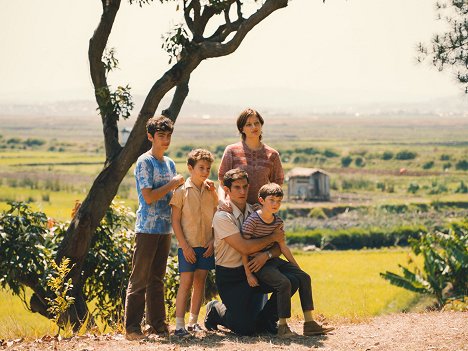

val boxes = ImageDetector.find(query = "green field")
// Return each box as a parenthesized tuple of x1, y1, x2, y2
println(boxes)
(0, 249, 418, 339)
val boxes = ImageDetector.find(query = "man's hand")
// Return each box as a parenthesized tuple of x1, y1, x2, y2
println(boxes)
(182, 245, 196, 264)
(271, 225, 285, 243)
(203, 240, 214, 258)
(218, 199, 233, 213)
(246, 273, 259, 287)
(247, 251, 269, 273)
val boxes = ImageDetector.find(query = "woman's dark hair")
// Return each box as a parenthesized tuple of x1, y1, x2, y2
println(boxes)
(236, 108, 264, 141)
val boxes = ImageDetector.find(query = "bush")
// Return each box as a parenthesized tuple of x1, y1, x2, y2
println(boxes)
(440, 154, 450, 161)
(455, 181, 468, 194)
(381, 221, 468, 307)
(407, 182, 420, 194)
(422, 161, 434, 169)
(395, 150, 417, 160)
(381, 151, 394, 160)
(354, 157, 365, 167)
(455, 160, 468, 171)
(323, 149, 339, 158)
(341, 156, 352, 167)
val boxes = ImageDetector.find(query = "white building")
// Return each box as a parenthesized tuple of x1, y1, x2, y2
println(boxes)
(286, 167, 330, 201)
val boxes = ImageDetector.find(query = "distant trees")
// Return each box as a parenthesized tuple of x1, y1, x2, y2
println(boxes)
(417, 1, 468, 93)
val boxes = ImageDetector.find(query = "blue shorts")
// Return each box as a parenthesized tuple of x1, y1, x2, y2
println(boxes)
(178, 247, 215, 273)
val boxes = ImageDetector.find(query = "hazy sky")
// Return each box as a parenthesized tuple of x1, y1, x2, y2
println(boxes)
(0, 0, 464, 110)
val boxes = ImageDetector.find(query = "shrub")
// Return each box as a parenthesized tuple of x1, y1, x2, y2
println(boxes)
(455, 181, 468, 194)
(341, 156, 352, 167)
(442, 162, 452, 170)
(376, 182, 386, 191)
(455, 160, 468, 171)
(407, 182, 420, 194)
(381, 151, 394, 160)
(323, 149, 339, 158)
(422, 161, 434, 169)
(354, 157, 365, 167)
(440, 154, 450, 161)
(395, 150, 417, 160)
(381, 221, 468, 307)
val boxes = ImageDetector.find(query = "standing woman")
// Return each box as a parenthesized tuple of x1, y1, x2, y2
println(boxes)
(218, 108, 284, 205)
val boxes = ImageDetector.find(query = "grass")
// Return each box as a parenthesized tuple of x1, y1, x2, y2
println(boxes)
(0, 249, 419, 339)
(290, 249, 418, 319)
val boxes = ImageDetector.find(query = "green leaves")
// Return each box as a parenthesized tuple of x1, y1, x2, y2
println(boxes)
(162, 24, 191, 64)
(381, 220, 468, 307)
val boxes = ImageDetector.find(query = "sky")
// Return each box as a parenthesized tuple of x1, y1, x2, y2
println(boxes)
(0, 0, 465, 111)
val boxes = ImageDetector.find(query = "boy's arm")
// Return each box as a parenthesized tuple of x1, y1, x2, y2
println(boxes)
(242, 254, 259, 287)
(171, 205, 196, 264)
(279, 241, 299, 267)
(141, 174, 184, 205)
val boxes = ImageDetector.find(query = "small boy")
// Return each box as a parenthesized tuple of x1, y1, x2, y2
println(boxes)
(170, 149, 218, 338)
(241, 183, 334, 338)
(124, 116, 185, 341)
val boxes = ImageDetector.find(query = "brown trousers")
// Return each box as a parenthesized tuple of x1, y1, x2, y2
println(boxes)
(124, 233, 171, 333)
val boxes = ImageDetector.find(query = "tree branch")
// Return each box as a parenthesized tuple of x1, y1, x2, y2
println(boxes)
(89, 0, 122, 163)
(203, 0, 288, 54)
(162, 77, 191, 122)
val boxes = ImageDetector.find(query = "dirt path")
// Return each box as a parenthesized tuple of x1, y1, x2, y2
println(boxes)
(2, 312, 467, 351)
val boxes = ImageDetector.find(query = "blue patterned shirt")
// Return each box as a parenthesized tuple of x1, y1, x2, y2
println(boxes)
(134, 152, 177, 234)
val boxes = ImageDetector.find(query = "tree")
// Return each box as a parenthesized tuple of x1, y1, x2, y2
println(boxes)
(23, 0, 293, 327)
(417, 1, 468, 93)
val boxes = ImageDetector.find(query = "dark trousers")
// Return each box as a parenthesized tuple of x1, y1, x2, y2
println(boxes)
(124, 233, 171, 333)
(213, 264, 299, 336)
(255, 258, 314, 318)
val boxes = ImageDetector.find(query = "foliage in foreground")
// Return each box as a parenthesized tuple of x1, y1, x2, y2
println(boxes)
(0, 201, 217, 330)
(381, 221, 468, 307)
(0, 201, 134, 328)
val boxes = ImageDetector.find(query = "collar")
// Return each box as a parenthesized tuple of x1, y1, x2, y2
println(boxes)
(185, 177, 204, 192)
(231, 201, 253, 220)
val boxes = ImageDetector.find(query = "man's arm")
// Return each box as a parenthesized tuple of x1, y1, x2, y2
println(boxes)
(141, 174, 184, 205)
(247, 243, 281, 273)
(223, 226, 284, 255)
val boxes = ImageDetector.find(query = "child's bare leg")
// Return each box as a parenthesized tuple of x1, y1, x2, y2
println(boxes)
(175, 272, 194, 329)
(189, 269, 209, 326)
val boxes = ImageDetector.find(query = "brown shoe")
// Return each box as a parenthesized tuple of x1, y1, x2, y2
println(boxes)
(144, 324, 169, 337)
(303, 321, 335, 336)
(125, 331, 147, 341)
(277, 324, 298, 338)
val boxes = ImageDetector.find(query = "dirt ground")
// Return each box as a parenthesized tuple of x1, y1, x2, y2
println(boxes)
(2, 311, 467, 351)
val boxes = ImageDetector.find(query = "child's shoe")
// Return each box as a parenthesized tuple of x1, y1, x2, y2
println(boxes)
(187, 323, 203, 332)
(277, 324, 298, 338)
(303, 320, 335, 336)
(174, 327, 192, 339)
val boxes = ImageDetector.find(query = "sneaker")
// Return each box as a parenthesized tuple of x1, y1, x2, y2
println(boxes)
(277, 324, 298, 338)
(174, 328, 192, 339)
(125, 331, 147, 341)
(187, 323, 203, 332)
(204, 300, 220, 331)
(303, 320, 335, 336)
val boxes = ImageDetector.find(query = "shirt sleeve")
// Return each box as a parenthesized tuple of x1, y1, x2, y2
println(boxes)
(169, 187, 184, 209)
(270, 151, 284, 185)
(218, 146, 233, 183)
(135, 158, 153, 190)
(241, 215, 256, 239)
(213, 211, 241, 240)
